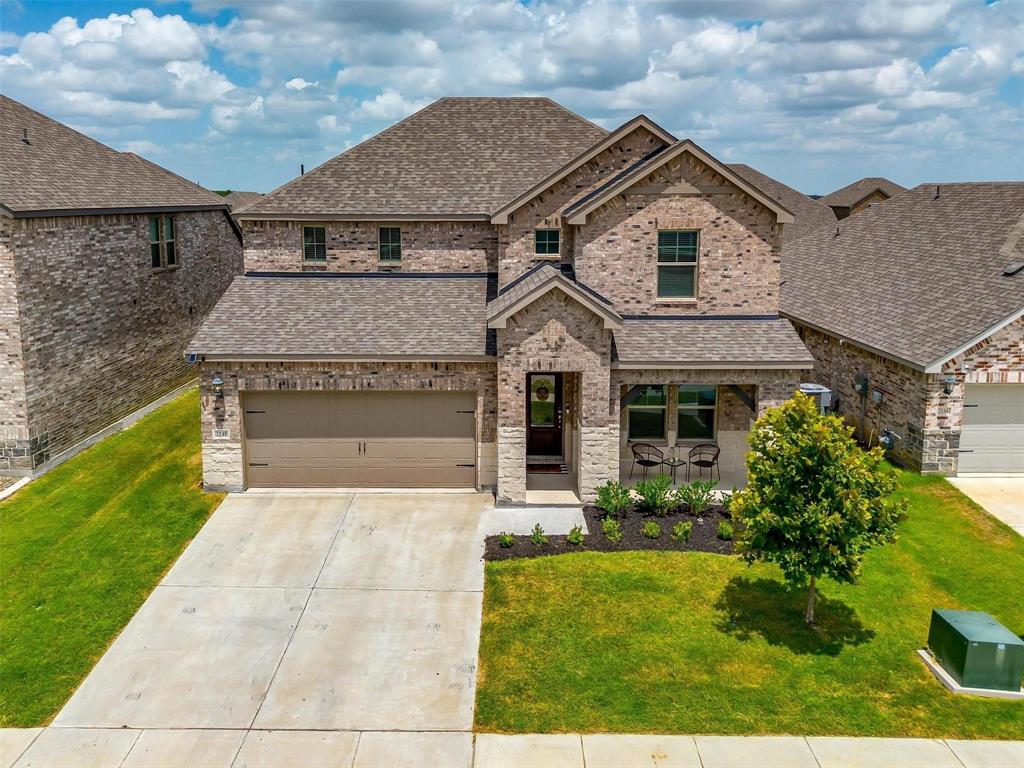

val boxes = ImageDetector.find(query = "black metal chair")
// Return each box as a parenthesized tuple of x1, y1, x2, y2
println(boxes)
(686, 443, 721, 482)
(630, 443, 665, 480)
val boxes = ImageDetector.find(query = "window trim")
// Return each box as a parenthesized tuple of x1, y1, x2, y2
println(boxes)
(149, 215, 178, 270)
(378, 226, 402, 263)
(676, 384, 718, 441)
(656, 229, 699, 300)
(302, 225, 327, 263)
(534, 228, 560, 259)
(627, 385, 667, 442)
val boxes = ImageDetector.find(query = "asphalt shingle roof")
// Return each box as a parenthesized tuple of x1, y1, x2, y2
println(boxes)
(820, 177, 906, 208)
(728, 163, 836, 242)
(188, 273, 493, 358)
(222, 191, 263, 212)
(782, 182, 1024, 369)
(613, 317, 814, 366)
(487, 262, 619, 324)
(240, 98, 607, 218)
(0, 94, 227, 215)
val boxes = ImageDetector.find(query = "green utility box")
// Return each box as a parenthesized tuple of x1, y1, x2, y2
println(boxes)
(928, 609, 1024, 691)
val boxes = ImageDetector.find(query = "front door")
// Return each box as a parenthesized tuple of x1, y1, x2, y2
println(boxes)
(526, 373, 563, 457)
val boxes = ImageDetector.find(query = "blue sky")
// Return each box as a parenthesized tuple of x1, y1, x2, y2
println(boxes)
(2, 0, 1022, 196)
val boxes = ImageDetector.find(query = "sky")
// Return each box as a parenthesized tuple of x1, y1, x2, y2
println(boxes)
(1, 0, 1022, 196)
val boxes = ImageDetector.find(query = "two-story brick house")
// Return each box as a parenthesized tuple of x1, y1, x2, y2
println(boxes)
(189, 97, 814, 502)
(1, 95, 243, 475)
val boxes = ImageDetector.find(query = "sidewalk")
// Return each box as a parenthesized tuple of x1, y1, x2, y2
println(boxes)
(2, 728, 1021, 767)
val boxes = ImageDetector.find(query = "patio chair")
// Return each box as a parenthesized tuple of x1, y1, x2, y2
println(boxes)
(686, 443, 721, 482)
(629, 443, 665, 480)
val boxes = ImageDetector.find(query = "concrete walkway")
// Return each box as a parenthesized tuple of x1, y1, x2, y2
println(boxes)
(948, 476, 1024, 536)
(3, 729, 1021, 767)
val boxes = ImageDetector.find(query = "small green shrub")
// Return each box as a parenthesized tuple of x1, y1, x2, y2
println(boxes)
(595, 480, 632, 517)
(717, 520, 734, 540)
(676, 480, 717, 517)
(498, 531, 515, 548)
(566, 524, 584, 546)
(671, 521, 693, 543)
(529, 523, 548, 546)
(601, 516, 623, 543)
(633, 474, 675, 516)
(641, 520, 661, 539)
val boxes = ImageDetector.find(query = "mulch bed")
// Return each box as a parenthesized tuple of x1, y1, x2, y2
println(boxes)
(484, 503, 737, 560)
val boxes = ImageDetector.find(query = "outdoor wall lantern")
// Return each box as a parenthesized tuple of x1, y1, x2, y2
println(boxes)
(211, 376, 224, 398)
(943, 375, 956, 395)
(854, 373, 869, 397)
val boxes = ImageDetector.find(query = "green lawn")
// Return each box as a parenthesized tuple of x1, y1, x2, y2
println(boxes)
(476, 473, 1024, 737)
(0, 390, 223, 727)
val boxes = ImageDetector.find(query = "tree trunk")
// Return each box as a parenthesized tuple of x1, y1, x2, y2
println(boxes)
(806, 575, 816, 624)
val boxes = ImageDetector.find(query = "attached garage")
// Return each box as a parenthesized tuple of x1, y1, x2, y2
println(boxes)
(243, 390, 477, 488)
(958, 384, 1024, 474)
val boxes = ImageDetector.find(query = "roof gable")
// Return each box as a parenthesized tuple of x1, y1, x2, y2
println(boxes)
(820, 177, 906, 209)
(563, 139, 795, 225)
(727, 163, 836, 242)
(489, 115, 675, 224)
(487, 263, 623, 329)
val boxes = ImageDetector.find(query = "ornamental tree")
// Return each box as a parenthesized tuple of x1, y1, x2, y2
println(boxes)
(731, 392, 906, 624)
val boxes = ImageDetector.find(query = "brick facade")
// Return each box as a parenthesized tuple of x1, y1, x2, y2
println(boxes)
(242, 219, 497, 273)
(1, 210, 242, 473)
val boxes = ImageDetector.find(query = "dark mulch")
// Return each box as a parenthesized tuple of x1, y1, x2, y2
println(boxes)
(484, 503, 738, 560)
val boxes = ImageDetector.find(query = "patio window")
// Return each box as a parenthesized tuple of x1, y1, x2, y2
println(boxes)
(379, 226, 402, 262)
(535, 229, 560, 257)
(303, 226, 326, 262)
(678, 384, 717, 440)
(627, 385, 666, 440)
(149, 215, 176, 269)
(657, 230, 698, 298)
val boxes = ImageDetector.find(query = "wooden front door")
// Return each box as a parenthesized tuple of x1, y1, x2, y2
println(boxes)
(526, 373, 563, 457)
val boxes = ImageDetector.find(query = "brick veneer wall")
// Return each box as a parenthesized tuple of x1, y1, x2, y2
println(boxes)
(198, 360, 498, 492)
(0, 219, 31, 471)
(498, 126, 666, 287)
(574, 152, 782, 315)
(1, 211, 241, 472)
(496, 290, 613, 501)
(242, 220, 498, 273)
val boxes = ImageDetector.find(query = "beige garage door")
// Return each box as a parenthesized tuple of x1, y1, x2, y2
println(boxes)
(958, 384, 1024, 474)
(244, 391, 477, 488)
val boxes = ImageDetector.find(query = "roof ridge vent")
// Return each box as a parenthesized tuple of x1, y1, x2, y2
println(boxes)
(1003, 261, 1024, 277)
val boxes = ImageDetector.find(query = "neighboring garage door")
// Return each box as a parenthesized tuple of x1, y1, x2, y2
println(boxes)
(244, 390, 476, 488)
(958, 384, 1024, 474)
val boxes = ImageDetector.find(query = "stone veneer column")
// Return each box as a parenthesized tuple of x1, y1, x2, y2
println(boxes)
(496, 359, 527, 503)
(199, 366, 244, 492)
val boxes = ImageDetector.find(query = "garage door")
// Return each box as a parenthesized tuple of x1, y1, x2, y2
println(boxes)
(958, 384, 1024, 474)
(243, 391, 477, 488)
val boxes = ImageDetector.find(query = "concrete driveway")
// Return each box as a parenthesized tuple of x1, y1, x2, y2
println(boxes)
(54, 492, 491, 734)
(948, 476, 1024, 536)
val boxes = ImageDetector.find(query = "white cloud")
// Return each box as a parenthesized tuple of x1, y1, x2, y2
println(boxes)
(120, 139, 163, 156)
(286, 77, 318, 90)
(355, 89, 430, 121)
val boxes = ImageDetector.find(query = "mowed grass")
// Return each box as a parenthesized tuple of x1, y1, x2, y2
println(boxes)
(0, 390, 223, 726)
(476, 472, 1024, 737)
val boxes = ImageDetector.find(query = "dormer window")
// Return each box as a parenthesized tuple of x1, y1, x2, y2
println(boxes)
(535, 229, 560, 258)
(657, 230, 698, 299)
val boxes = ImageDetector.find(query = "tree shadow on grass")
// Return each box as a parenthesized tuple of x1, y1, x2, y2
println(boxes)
(714, 576, 875, 657)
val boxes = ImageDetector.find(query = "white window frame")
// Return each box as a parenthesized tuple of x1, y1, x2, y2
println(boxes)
(676, 384, 718, 441)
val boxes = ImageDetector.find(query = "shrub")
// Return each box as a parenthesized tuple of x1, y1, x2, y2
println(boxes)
(671, 521, 693, 543)
(566, 524, 584, 546)
(595, 480, 632, 517)
(716, 520, 734, 540)
(529, 523, 548, 546)
(498, 531, 515, 548)
(601, 516, 623, 543)
(641, 520, 661, 539)
(633, 474, 675, 516)
(731, 392, 905, 623)
(676, 480, 717, 517)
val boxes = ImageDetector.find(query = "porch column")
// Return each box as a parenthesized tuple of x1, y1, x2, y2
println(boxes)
(577, 368, 612, 502)
(496, 360, 527, 503)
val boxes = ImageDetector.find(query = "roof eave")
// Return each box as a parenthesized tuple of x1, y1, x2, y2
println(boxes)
(921, 305, 1024, 373)
(781, 311, 930, 372)
(4, 203, 230, 219)
(235, 212, 491, 222)
(487, 276, 623, 330)
(612, 360, 814, 370)
(187, 353, 496, 363)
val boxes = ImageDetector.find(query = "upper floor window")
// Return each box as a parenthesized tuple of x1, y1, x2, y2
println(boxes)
(379, 226, 402, 262)
(627, 385, 666, 441)
(149, 216, 176, 269)
(678, 385, 717, 440)
(535, 229, 560, 258)
(657, 230, 698, 299)
(303, 226, 326, 262)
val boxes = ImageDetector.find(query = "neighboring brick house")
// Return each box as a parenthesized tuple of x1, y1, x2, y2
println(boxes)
(1, 95, 243, 474)
(783, 183, 1024, 475)
(820, 176, 906, 219)
(189, 97, 817, 502)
